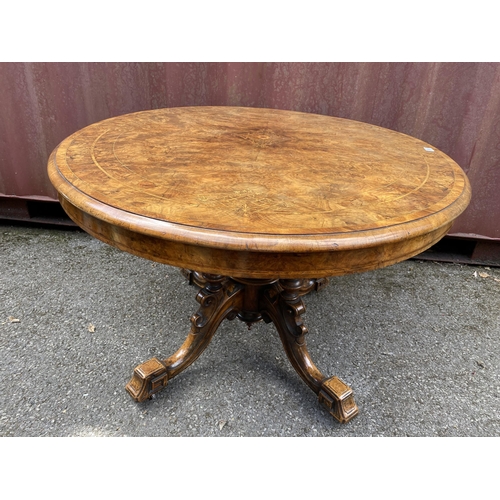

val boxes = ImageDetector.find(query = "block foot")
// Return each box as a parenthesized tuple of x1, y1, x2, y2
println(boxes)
(318, 376, 359, 423)
(125, 357, 168, 402)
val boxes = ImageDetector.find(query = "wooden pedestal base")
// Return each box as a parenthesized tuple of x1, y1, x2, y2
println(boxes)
(125, 272, 358, 424)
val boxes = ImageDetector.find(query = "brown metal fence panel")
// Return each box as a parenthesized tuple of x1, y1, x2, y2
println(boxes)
(1, 62, 499, 239)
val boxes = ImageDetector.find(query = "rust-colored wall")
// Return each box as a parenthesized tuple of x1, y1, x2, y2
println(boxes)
(1, 62, 499, 238)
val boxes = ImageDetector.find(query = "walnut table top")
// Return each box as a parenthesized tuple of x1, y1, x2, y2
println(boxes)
(48, 106, 470, 279)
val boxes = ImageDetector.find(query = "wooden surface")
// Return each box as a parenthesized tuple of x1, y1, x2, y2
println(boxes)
(48, 106, 471, 278)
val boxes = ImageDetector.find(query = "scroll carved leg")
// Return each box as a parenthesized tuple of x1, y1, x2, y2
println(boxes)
(260, 279, 358, 423)
(125, 274, 244, 402)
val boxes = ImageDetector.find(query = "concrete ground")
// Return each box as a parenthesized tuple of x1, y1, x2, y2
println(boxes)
(1, 223, 499, 437)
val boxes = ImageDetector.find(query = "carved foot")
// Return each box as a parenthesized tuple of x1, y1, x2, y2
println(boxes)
(318, 376, 359, 423)
(125, 357, 168, 402)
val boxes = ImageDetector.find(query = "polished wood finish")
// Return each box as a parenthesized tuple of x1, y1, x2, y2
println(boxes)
(47, 106, 471, 423)
(48, 106, 470, 279)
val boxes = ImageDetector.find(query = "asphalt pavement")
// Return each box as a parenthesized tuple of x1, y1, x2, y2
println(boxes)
(1, 223, 499, 436)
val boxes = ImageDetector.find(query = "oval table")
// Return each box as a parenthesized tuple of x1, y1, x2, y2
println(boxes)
(48, 106, 471, 423)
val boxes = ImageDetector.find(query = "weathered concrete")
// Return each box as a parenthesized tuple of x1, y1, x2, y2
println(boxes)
(1, 224, 499, 436)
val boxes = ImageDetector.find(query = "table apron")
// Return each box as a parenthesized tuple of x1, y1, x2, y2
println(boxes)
(61, 196, 452, 279)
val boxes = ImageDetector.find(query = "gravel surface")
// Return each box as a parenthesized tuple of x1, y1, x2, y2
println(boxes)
(1, 224, 499, 436)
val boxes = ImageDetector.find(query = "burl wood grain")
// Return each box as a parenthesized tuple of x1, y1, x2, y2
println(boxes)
(48, 106, 471, 278)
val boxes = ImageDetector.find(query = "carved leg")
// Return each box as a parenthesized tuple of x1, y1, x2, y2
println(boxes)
(126, 274, 244, 402)
(260, 279, 358, 423)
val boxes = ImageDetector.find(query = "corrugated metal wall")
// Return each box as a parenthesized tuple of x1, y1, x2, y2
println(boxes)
(1, 62, 499, 239)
